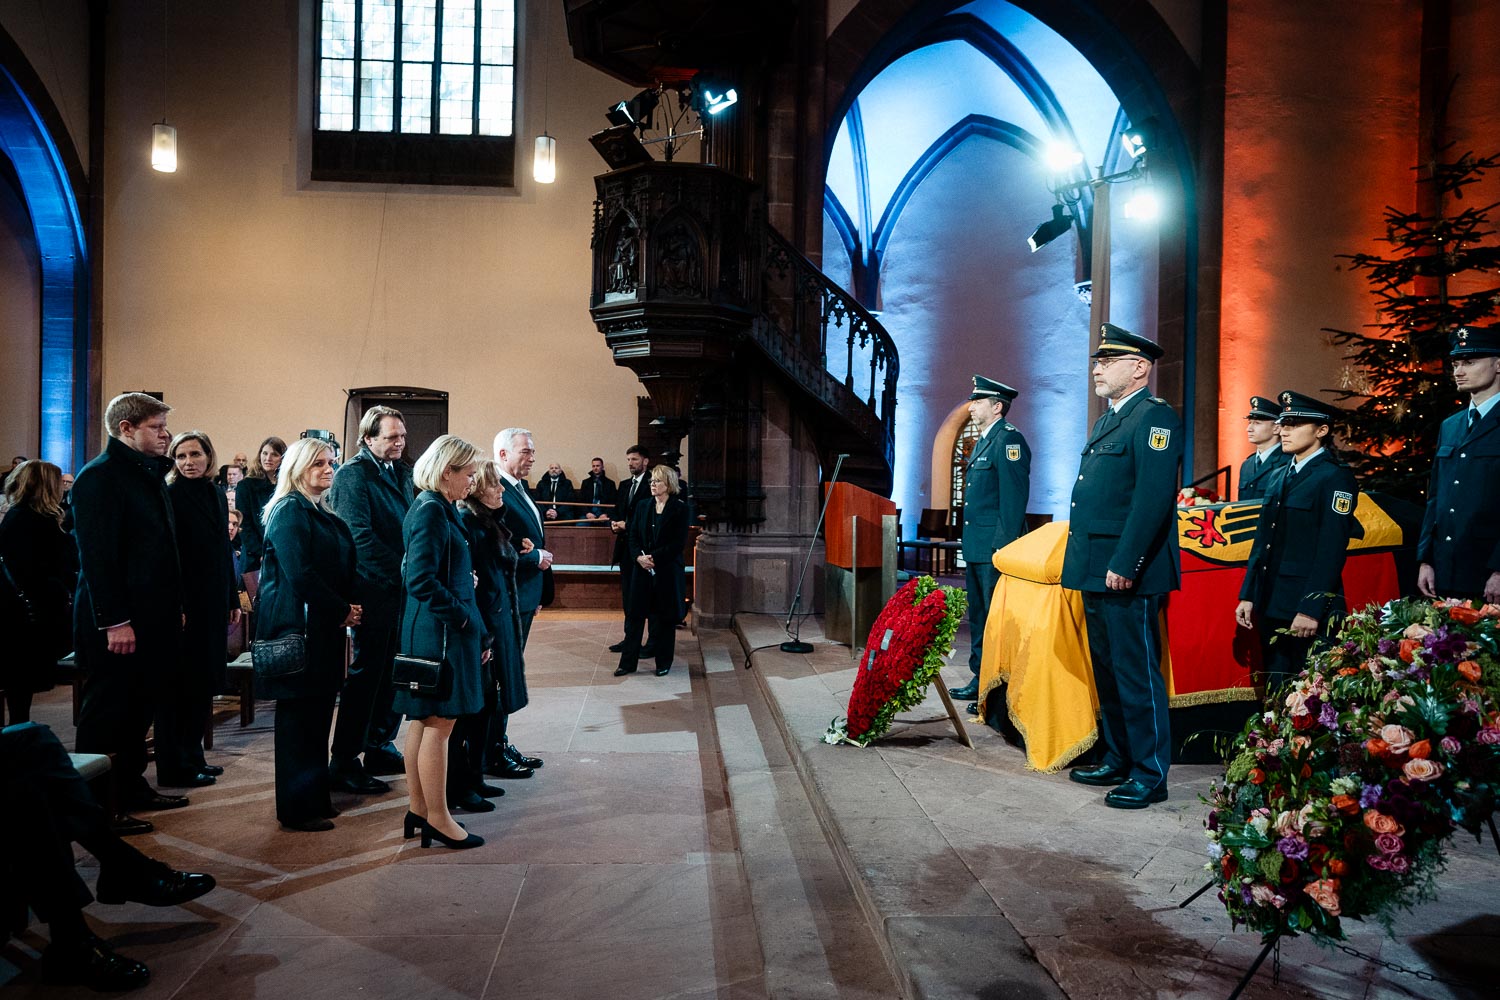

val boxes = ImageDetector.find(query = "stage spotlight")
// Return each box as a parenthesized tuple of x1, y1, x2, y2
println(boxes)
(605, 100, 634, 128)
(690, 74, 739, 117)
(1120, 118, 1156, 160)
(1043, 140, 1084, 174)
(1027, 204, 1075, 253)
(1123, 185, 1160, 220)
(626, 88, 659, 129)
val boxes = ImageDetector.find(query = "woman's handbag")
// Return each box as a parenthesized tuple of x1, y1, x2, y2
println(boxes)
(393, 624, 447, 695)
(251, 632, 306, 679)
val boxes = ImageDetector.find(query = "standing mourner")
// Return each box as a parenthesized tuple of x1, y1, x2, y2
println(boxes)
(1418, 325, 1500, 604)
(1236, 391, 1360, 696)
(255, 438, 364, 832)
(613, 466, 690, 678)
(1237, 395, 1293, 501)
(235, 435, 287, 596)
(947, 375, 1031, 703)
(158, 431, 240, 787)
(324, 406, 416, 792)
(0, 461, 77, 724)
(1063, 324, 1183, 809)
(490, 427, 547, 775)
(608, 445, 653, 653)
(71, 393, 186, 833)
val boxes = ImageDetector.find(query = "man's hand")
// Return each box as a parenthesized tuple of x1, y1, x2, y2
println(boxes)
(1234, 600, 1254, 629)
(1486, 571, 1500, 605)
(1289, 612, 1319, 638)
(229, 608, 242, 628)
(482, 648, 493, 664)
(545, 507, 557, 520)
(343, 604, 363, 627)
(538, 549, 554, 570)
(106, 623, 137, 655)
(637, 553, 655, 570)
(1417, 562, 1437, 598)
(1105, 571, 1133, 591)
(610, 520, 626, 534)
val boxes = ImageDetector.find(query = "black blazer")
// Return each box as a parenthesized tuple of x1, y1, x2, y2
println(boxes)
(1418, 403, 1500, 599)
(235, 475, 277, 572)
(612, 474, 652, 566)
(324, 446, 416, 608)
(627, 496, 689, 617)
(1239, 452, 1361, 622)
(255, 493, 360, 700)
(0, 505, 77, 690)
(459, 505, 527, 714)
(498, 477, 546, 614)
(70, 437, 182, 647)
(1238, 446, 1292, 501)
(960, 421, 1031, 563)
(580, 473, 616, 512)
(532, 474, 573, 508)
(1061, 392, 1183, 595)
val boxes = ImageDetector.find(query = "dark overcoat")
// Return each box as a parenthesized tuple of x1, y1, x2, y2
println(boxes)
(626, 496, 689, 618)
(960, 420, 1031, 563)
(395, 491, 485, 718)
(0, 505, 77, 692)
(459, 505, 528, 714)
(1237, 446, 1292, 501)
(499, 480, 547, 615)
(166, 477, 239, 685)
(580, 473, 616, 514)
(611, 474, 651, 567)
(324, 446, 416, 613)
(235, 475, 277, 572)
(1061, 391, 1183, 595)
(1239, 452, 1360, 622)
(70, 436, 182, 656)
(254, 493, 359, 700)
(532, 474, 573, 508)
(1418, 404, 1500, 599)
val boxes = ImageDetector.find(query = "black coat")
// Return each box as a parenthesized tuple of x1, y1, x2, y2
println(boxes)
(532, 474, 573, 509)
(70, 437, 182, 652)
(1239, 452, 1361, 622)
(166, 477, 239, 681)
(235, 475, 277, 572)
(612, 473, 652, 566)
(324, 447, 416, 611)
(499, 477, 547, 615)
(396, 492, 485, 718)
(1418, 403, 1500, 599)
(254, 493, 359, 700)
(626, 496, 689, 619)
(0, 506, 77, 692)
(1061, 392, 1183, 595)
(1237, 446, 1293, 501)
(580, 473, 616, 514)
(459, 505, 528, 714)
(960, 420, 1031, 563)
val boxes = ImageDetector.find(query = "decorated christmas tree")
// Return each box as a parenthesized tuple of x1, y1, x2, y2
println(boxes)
(1324, 150, 1500, 501)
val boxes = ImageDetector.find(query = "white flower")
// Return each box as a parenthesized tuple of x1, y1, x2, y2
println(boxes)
(1207, 843, 1224, 860)
(1250, 815, 1271, 836)
(1241, 847, 1259, 862)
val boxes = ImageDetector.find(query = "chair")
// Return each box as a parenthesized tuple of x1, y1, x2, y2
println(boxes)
(916, 508, 955, 574)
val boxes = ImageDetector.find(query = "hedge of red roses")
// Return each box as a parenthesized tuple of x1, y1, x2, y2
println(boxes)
(1206, 597, 1500, 941)
(824, 576, 967, 747)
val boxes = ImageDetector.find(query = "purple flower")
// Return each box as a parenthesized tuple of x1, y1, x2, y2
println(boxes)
(1374, 832, 1404, 855)
(1359, 784, 1383, 808)
(1276, 835, 1309, 860)
(1441, 736, 1462, 754)
(1377, 639, 1398, 656)
(1387, 854, 1411, 874)
(1367, 854, 1392, 871)
(1318, 702, 1338, 729)
(1422, 626, 1468, 662)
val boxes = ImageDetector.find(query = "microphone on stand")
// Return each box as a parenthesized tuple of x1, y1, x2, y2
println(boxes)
(781, 453, 850, 654)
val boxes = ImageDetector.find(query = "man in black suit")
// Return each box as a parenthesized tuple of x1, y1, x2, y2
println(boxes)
(71, 393, 186, 833)
(324, 406, 415, 792)
(581, 457, 616, 522)
(1237, 395, 1291, 500)
(1063, 324, 1183, 809)
(533, 462, 574, 521)
(495, 427, 552, 645)
(1419, 325, 1500, 604)
(608, 445, 653, 653)
(948, 376, 1031, 702)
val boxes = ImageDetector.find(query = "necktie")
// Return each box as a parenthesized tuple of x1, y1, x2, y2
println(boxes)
(1469, 408, 1480, 435)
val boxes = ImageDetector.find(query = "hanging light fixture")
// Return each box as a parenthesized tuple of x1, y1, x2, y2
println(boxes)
(532, 2, 555, 183)
(151, 0, 176, 172)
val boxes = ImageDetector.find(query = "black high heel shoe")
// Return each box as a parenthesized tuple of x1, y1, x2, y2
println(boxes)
(402, 811, 426, 839)
(421, 824, 484, 850)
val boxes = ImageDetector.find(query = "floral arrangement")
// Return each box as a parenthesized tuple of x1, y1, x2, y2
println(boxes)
(1205, 597, 1500, 942)
(823, 576, 967, 747)
(1177, 486, 1221, 506)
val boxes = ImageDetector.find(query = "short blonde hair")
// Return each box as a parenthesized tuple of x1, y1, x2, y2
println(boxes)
(466, 459, 503, 500)
(650, 464, 680, 496)
(264, 437, 336, 523)
(166, 430, 218, 485)
(413, 435, 481, 493)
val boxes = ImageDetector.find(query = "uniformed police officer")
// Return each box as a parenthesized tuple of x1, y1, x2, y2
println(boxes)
(947, 376, 1031, 702)
(1063, 324, 1182, 809)
(1418, 325, 1500, 604)
(1234, 391, 1360, 696)
(1237, 395, 1291, 500)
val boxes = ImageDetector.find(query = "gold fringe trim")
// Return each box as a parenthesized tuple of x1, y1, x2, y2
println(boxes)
(979, 681, 1100, 774)
(1168, 687, 1261, 709)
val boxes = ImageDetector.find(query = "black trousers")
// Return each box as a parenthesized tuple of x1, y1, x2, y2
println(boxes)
(1258, 617, 1330, 698)
(154, 625, 217, 778)
(1082, 591, 1171, 789)
(273, 694, 337, 824)
(616, 573, 676, 673)
(449, 706, 493, 793)
(965, 558, 1000, 678)
(330, 607, 401, 763)
(1, 722, 154, 924)
(75, 640, 171, 801)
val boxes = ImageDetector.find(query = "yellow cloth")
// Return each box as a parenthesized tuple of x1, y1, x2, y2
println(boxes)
(977, 522, 1100, 772)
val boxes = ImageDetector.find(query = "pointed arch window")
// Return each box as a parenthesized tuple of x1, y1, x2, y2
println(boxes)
(313, 0, 516, 186)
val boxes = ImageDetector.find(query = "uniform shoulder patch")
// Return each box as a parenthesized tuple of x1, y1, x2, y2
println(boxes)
(1148, 426, 1171, 451)
(1150, 396, 1169, 405)
(1332, 490, 1353, 515)
(1005, 443, 1021, 462)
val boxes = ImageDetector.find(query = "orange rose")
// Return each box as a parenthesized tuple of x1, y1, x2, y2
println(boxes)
(1306, 878, 1342, 916)
(1363, 810, 1402, 835)
(1328, 858, 1349, 876)
(1330, 794, 1360, 815)
(1458, 661, 1482, 683)
(1366, 737, 1390, 756)
(1448, 605, 1483, 625)
(1403, 758, 1444, 782)
(1249, 768, 1266, 785)
(1407, 739, 1431, 760)
(1398, 638, 1420, 663)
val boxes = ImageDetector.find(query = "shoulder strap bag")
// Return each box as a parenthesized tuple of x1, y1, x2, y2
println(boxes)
(393, 523, 452, 696)
(250, 500, 307, 680)
(0, 553, 38, 625)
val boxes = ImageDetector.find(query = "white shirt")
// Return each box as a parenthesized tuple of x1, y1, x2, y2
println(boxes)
(1256, 442, 1281, 463)
(1470, 392, 1500, 422)
(500, 470, 542, 529)
(1290, 447, 1325, 474)
(1111, 386, 1148, 412)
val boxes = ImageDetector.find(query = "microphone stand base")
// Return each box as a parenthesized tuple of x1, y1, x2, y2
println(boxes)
(779, 640, 815, 654)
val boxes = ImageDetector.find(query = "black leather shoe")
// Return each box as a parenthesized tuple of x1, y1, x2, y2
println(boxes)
(449, 791, 496, 813)
(966, 702, 979, 716)
(362, 745, 405, 775)
(1069, 763, 1130, 786)
(157, 770, 217, 788)
(655, 665, 671, 676)
(201, 764, 225, 777)
(97, 864, 216, 906)
(281, 816, 336, 832)
(1105, 779, 1168, 809)
(504, 744, 542, 769)
(329, 766, 390, 795)
(486, 759, 534, 780)
(109, 814, 155, 837)
(43, 934, 150, 992)
(614, 664, 637, 677)
(948, 679, 979, 700)
(474, 782, 506, 798)
(608, 640, 627, 652)
(125, 790, 189, 811)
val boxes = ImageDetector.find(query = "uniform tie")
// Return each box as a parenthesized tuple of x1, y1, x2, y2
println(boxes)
(1469, 407, 1481, 436)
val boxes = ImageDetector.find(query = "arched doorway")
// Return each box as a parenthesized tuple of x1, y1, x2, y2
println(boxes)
(0, 33, 90, 471)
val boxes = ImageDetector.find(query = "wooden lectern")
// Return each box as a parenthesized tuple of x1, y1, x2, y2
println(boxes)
(822, 482, 898, 650)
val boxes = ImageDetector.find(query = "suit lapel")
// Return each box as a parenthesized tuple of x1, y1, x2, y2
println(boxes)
(1086, 392, 1142, 448)
(1463, 404, 1500, 444)
(968, 429, 992, 468)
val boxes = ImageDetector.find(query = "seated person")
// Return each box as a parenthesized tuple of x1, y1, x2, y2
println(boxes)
(580, 457, 616, 522)
(1, 722, 215, 991)
(532, 462, 573, 520)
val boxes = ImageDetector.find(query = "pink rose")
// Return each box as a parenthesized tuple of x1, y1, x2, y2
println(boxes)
(1274, 810, 1299, 838)
(1478, 728, 1500, 746)
(1374, 832, 1404, 855)
(1366, 854, 1392, 871)
(1379, 724, 1415, 752)
(1249, 884, 1280, 907)
(1285, 690, 1311, 716)
(1441, 736, 1461, 754)
(1306, 879, 1342, 916)
(1403, 758, 1444, 781)
(1387, 853, 1411, 874)
(1402, 623, 1433, 640)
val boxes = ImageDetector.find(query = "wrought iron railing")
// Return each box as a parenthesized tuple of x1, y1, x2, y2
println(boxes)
(756, 227, 899, 466)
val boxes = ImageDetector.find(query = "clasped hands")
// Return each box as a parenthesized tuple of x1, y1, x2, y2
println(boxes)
(637, 553, 655, 570)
